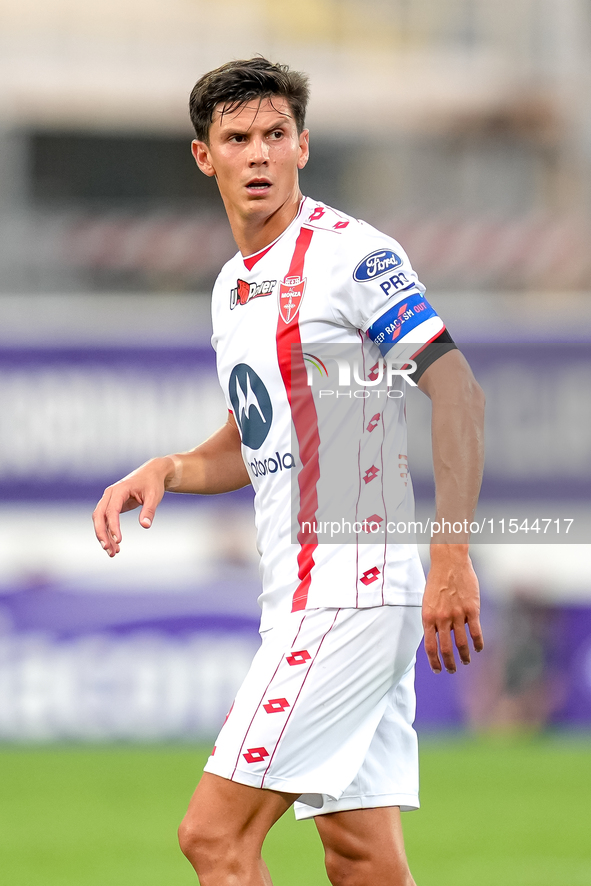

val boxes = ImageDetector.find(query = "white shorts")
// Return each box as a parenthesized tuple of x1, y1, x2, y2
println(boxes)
(204, 605, 423, 819)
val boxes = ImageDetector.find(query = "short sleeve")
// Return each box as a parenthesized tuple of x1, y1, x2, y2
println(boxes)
(330, 222, 446, 359)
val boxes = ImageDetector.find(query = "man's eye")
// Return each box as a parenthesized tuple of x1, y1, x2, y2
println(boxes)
(270, 130, 283, 139)
(230, 134, 246, 143)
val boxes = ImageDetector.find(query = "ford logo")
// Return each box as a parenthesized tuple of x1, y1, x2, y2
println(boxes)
(353, 249, 402, 282)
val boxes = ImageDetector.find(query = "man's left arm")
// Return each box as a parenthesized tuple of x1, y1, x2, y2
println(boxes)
(417, 349, 486, 674)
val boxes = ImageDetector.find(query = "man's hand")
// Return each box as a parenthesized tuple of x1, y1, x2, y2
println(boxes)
(92, 413, 250, 557)
(417, 349, 485, 673)
(92, 456, 174, 558)
(422, 545, 484, 674)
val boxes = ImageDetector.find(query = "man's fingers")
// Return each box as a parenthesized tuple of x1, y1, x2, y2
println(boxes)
(139, 493, 159, 529)
(424, 617, 483, 676)
(452, 621, 471, 665)
(93, 460, 168, 558)
(104, 489, 137, 547)
(105, 509, 122, 547)
(92, 491, 117, 556)
(423, 624, 442, 674)
(467, 612, 485, 653)
(437, 625, 457, 674)
(424, 615, 485, 673)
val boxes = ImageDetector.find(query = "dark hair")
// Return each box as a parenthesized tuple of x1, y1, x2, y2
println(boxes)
(189, 57, 310, 143)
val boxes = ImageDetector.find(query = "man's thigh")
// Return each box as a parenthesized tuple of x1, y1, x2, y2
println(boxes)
(315, 806, 415, 886)
(181, 772, 297, 847)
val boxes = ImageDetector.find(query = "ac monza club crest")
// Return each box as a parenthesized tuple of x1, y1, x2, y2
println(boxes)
(279, 275, 306, 323)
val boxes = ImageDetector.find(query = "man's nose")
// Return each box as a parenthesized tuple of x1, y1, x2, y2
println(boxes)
(248, 137, 269, 165)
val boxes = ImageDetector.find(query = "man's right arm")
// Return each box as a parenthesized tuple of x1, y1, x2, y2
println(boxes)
(92, 411, 249, 557)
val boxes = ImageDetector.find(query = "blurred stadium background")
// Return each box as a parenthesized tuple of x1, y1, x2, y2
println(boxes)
(1, 0, 590, 883)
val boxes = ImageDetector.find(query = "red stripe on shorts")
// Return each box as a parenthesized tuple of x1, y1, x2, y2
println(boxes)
(230, 615, 307, 781)
(260, 609, 341, 787)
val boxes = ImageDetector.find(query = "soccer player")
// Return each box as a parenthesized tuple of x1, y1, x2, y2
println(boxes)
(93, 58, 485, 886)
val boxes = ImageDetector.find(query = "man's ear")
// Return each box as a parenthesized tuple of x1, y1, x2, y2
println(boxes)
(191, 140, 216, 177)
(297, 129, 310, 170)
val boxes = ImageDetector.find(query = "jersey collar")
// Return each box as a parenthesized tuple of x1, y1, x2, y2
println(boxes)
(242, 198, 308, 271)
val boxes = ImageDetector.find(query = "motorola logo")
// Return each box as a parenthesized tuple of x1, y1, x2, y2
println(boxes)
(228, 363, 273, 450)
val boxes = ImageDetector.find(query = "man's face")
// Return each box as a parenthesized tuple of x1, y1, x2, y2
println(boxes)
(191, 96, 309, 223)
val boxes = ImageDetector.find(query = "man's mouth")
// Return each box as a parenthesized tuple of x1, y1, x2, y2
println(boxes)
(246, 179, 272, 192)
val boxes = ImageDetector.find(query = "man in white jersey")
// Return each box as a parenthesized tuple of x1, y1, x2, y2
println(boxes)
(93, 58, 485, 886)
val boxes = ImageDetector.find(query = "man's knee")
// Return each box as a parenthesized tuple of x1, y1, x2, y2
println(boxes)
(178, 773, 296, 879)
(178, 810, 215, 867)
(317, 807, 415, 886)
(324, 845, 357, 886)
(178, 808, 240, 872)
(324, 848, 414, 886)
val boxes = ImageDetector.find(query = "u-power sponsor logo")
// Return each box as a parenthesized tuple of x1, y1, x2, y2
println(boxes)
(230, 278, 277, 310)
(353, 249, 402, 282)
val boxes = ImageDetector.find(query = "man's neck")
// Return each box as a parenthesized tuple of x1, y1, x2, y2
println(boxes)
(225, 192, 304, 257)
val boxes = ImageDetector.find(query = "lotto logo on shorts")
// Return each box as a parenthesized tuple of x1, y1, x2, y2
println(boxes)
(263, 698, 290, 714)
(363, 465, 380, 484)
(360, 567, 381, 585)
(366, 414, 381, 433)
(286, 650, 311, 666)
(243, 747, 270, 764)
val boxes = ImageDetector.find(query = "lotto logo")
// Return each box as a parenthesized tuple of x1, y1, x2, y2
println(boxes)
(366, 414, 381, 433)
(286, 650, 311, 666)
(360, 567, 381, 585)
(361, 515, 383, 533)
(363, 465, 380, 484)
(243, 747, 270, 764)
(368, 361, 381, 382)
(263, 698, 290, 714)
(307, 206, 349, 230)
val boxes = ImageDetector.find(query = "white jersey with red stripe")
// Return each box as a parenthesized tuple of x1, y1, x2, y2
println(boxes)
(211, 197, 445, 631)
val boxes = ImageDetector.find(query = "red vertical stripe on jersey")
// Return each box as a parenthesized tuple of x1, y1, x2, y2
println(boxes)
(276, 226, 319, 612)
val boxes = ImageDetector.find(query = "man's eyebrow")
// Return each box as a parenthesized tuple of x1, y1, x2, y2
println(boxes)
(219, 116, 291, 136)
(264, 118, 291, 130)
